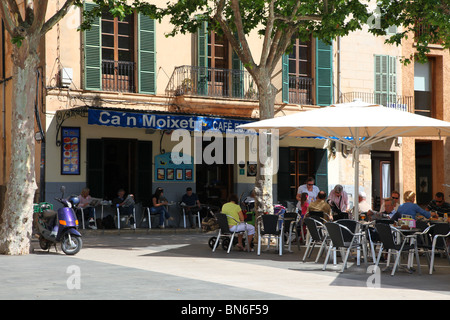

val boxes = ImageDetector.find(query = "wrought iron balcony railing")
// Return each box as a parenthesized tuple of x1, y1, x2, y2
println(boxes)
(165, 65, 258, 100)
(288, 76, 313, 105)
(341, 92, 414, 112)
(102, 60, 135, 93)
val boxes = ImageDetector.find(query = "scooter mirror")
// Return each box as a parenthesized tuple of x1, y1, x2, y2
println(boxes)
(60, 186, 66, 198)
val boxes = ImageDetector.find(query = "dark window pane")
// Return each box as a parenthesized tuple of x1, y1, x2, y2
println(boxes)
(102, 20, 114, 34)
(118, 22, 130, 35)
(102, 34, 114, 48)
(102, 48, 114, 60)
(118, 36, 131, 50)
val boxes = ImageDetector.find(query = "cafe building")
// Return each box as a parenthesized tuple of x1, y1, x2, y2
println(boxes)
(15, 1, 414, 220)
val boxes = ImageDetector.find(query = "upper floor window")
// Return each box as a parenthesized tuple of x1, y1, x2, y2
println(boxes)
(282, 38, 331, 106)
(414, 59, 434, 117)
(83, 2, 155, 94)
(374, 55, 397, 107)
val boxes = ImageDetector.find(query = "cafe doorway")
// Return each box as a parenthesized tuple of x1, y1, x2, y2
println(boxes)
(196, 138, 234, 207)
(86, 138, 152, 203)
(371, 151, 395, 211)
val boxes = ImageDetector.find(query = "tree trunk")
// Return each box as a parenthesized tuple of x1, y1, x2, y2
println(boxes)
(0, 36, 39, 255)
(254, 76, 277, 218)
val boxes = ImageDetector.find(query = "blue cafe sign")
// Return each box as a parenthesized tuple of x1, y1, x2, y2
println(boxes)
(88, 109, 252, 133)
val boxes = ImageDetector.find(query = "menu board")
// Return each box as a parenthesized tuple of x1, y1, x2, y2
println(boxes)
(155, 152, 193, 182)
(61, 127, 80, 175)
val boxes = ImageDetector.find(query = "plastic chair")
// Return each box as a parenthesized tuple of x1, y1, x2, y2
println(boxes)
(374, 223, 421, 276)
(141, 206, 158, 229)
(323, 222, 367, 272)
(302, 217, 329, 263)
(212, 213, 249, 253)
(257, 214, 284, 256)
(180, 204, 201, 229)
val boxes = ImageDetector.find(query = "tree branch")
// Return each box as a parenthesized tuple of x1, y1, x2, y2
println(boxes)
(0, 0, 24, 36)
(41, 0, 76, 35)
(214, 0, 257, 77)
(229, 0, 257, 74)
(259, 0, 275, 68)
(29, 0, 49, 34)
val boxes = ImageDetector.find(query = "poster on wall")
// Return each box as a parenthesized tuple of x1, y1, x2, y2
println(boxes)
(61, 127, 80, 175)
(155, 152, 194, 182)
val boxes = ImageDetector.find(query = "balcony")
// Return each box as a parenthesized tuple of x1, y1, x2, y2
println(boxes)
(102, 60, 135, 93)
(288, 76, 313, 105)
(165, 65, 258, 100)
(341, 92, 414, 112)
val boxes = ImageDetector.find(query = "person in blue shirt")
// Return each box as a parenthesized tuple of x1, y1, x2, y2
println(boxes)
(181, 187, 201, 228)
(391, 191, 438, 221)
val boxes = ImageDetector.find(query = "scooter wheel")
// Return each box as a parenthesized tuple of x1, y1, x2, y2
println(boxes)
(61, 233, 82, 255)
(39, 236, 51, 250)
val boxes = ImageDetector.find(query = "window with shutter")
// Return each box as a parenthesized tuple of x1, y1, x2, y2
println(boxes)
(374, 55, 397, 106)
(83, 3, 156, 94)
(283, 38, 312, 104)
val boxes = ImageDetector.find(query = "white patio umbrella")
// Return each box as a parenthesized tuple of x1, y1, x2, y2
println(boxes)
(238, 100, 450, 219)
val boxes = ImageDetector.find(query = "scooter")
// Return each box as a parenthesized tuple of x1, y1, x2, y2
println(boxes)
(33, 186, 83, 255)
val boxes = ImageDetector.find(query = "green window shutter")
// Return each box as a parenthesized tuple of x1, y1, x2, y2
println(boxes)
(138, 13, 156, 94)
(314, 148, 328, 193)
(388, 56, 397, 105)
(315, 39, 333, 106)
(282, 54, 289, 103)
(83, 2, 102, 91)
(374, 55, 397, 106)
(197, 20, 208, 95)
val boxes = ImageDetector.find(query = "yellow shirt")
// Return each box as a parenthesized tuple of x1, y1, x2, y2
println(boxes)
(221, 202, 242, 226)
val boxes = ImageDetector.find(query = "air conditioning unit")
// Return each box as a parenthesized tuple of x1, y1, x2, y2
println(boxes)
(60, 67, 73, 88)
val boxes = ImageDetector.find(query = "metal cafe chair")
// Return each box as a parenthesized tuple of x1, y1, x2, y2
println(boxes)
(374, 223, 422, 276)
(257, 214, 284, 256)
(323, 222, 367, 272)
(212, 213, 249, 253)
(302, 217, 329, 263)
(180, 204, 202, 229)
(427, 223, 450, 274)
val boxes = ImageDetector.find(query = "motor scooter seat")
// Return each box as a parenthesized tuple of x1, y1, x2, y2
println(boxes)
(41, 209, 57, 220)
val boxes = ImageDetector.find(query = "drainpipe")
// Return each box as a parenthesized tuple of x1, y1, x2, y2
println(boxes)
(337, 36, 341, 103)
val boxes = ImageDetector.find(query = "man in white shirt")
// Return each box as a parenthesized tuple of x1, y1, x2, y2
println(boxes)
(296, 177, 319, 210)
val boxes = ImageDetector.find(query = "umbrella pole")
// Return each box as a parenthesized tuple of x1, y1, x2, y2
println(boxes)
(354, 146, 360, 221)
(354, 128, 360, 221)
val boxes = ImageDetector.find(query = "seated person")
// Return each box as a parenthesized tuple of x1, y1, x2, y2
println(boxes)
(425, 192, 450, 218)
(327, 184, 349, 220)
(379, 190, 401, 212)
(112, 188, 135, 228)
(221, 194, 255, 251)
(151, 187, 172, 228)
(356, 191, 372, 220)
(181, 187, 201, 228)
(306, 191, 332, 221)
(242, 189, 256, 211)
(78, 187, 97, 229)
(391, 191, 437, 221)
(368, 197, 397, 221)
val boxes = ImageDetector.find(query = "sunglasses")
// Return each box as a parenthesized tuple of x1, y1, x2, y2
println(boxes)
(392, 197, 399, 199)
